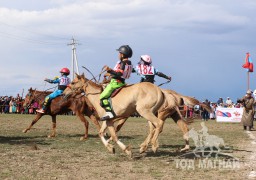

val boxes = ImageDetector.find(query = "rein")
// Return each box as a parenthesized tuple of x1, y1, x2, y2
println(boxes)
(158, 80, 171, 87)
(66, 66, 106, 98)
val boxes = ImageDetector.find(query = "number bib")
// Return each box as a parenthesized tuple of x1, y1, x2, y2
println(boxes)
(136, 64, 155, 75)
(59, 76, 70, 86)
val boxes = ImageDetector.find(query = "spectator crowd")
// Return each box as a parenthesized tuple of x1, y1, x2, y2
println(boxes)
(0, 94, 40, 114)
(0, 94, 246, 120)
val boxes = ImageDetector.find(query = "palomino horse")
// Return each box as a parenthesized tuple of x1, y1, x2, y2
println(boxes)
(23, 88, 101, 140)
(111, 89, 211, 153)
(64, 74, 176, 157)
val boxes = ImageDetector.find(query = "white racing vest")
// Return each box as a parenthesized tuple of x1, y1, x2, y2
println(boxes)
(59, 76, 71, 86)
(113, 61, 133, 79)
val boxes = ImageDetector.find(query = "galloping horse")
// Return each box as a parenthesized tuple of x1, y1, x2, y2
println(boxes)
(111, 88, 211, 153)
(23, 87, 101, 140)
(64, 74, 175, 157)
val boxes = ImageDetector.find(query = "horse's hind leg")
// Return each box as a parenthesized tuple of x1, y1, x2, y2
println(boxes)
(140, 121, 155, 154)
(48, 115, 57, 138)
(23, 114, 43, 133)
(171, 111, 190, 152)
(139, 110, 164, 153)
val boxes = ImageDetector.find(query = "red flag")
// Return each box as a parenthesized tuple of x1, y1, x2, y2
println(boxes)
(242, 52, 253, 72)
(242, 52, 250, 68)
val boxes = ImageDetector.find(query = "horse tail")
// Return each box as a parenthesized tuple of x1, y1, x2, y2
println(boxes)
(200, 103, 212, 113)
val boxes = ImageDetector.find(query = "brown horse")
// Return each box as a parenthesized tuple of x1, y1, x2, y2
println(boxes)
(64, 74, 175, 157)
(23, 87, 101, 140)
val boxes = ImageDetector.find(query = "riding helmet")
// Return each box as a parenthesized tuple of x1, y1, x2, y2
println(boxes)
(116, 45, 133, 58)
(60, 67, 70, 75)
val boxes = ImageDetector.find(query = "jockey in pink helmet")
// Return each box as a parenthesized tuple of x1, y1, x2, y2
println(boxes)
(36, 67, 71, 114)
(134, 55, 171, 83)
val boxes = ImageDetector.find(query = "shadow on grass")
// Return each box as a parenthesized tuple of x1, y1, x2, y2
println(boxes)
(0, 135, 51, 146)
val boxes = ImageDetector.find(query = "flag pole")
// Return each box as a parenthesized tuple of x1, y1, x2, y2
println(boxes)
(247, 71, 250, 90)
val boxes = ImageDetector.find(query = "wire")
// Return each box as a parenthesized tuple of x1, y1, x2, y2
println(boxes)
(0, 20, 70, 45)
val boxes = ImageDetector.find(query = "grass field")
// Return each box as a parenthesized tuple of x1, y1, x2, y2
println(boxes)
(0, 114, 253, 179)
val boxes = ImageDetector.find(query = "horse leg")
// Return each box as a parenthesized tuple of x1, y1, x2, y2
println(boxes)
(98, 121, 115, 154)
(138, 110, 163, 153)
(76, 112, 89, 140)
(140, 121, 155, 154)
(114, 118, 127, 133)
(85, 107, 101, 132)
(106, 119, 132, 157)
(48, 115, 57, 138)
(104, 118, 128, 143)
(23, 113, 43, 133)
(171, 111, 190, 152)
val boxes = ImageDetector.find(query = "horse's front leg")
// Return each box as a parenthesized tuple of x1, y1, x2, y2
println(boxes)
(106, 120, 132, 157)
(48, 115, 57, 138)
(76, 112, 89, 140)
(98, 121, 115, 154)
(23, 113, 43, 133)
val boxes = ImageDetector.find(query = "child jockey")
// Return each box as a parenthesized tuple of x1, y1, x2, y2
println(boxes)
(36, 67, 71, 114)
(100, 45, 133, 120)
(134, 55, 171, 83)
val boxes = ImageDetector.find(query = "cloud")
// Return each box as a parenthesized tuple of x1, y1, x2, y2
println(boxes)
(0, 0, 255, 100)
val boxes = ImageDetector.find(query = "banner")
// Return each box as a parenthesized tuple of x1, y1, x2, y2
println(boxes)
(216, 107, 243, 123)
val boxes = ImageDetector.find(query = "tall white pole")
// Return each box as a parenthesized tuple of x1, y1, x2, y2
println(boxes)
(68, 37, 80, 80)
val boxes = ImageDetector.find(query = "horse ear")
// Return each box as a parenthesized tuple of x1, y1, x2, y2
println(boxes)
(81, 73, 85, 79)
(29, 87, 32, 91)
(75, 73, 80, 79)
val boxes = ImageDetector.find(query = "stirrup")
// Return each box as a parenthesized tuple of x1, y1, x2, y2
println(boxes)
(100, 112, 114, 121)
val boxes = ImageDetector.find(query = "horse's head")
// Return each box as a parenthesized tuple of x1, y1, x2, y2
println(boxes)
(23, 87, 35, 108)
(64, 73, 86, 97)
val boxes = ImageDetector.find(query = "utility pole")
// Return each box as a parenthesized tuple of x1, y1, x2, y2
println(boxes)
(68, 37, 80, 80)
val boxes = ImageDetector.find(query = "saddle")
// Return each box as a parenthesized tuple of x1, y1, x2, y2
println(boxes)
(111, 87, 124, 98)
(110, 84, 134, 98)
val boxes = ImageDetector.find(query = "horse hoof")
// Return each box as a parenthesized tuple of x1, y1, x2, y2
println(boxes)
(180, 147, 190, 152)
(106, 144, 115, 154)
(139, 146, 147, 154)
(22, 129, 28, 133)
(125, 150, 132, 158)
(152, 146, 158, 153)
(80, 137, 88, 141)
(125, 146, 133, 158)
(47, 135, 55, 138)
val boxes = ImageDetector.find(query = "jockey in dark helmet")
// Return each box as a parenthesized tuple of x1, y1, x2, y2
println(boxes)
(134, 55, 171, 83)
(36, 67, 71, 114)
(99, 45, 133, 120)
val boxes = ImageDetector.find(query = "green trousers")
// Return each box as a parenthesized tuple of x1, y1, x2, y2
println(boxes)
(100, 79, 125, 112)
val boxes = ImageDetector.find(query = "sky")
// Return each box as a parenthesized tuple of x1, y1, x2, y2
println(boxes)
(0, 0, 256, 103)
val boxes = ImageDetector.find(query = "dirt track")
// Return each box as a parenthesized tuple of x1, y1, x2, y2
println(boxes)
(0, 114, 254, 179)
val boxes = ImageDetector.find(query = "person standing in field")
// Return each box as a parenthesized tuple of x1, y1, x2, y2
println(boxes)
(237, 90, 255, 131)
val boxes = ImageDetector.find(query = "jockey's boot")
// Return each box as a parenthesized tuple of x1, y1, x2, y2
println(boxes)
(100, 111, 114, 121)
(100, 99, 115, 121)
(36, 108, 45, 114)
